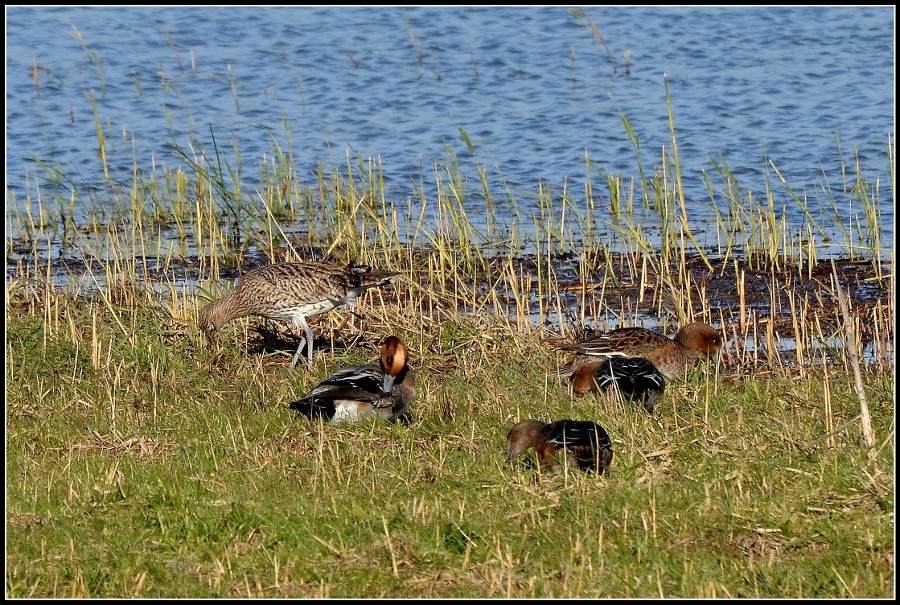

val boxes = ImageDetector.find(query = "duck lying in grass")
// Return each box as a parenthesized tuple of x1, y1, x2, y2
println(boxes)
(289, 336, 414, 424)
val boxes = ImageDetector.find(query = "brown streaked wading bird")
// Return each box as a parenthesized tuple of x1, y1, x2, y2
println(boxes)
(553, 321, 723, 381)
(198, 261, 399, 368)
(571, 356, 666, 414)
(289, 335, 414, 424)
(505, 419, 614, 474)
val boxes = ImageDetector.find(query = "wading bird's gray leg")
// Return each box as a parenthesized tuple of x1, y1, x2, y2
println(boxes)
(290, 316, 315, 369)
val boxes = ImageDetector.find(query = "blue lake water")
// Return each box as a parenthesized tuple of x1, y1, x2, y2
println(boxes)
(5, 6, 895, 255)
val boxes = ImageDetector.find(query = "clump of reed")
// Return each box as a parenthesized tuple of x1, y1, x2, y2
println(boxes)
(6, 26, 894, 599)
(5, 256, 895, 598)
(7, 100, 894, 375)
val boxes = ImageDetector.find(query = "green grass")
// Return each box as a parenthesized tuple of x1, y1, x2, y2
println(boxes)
(5, 284, 894, 598)
(6, 33, 894, 596)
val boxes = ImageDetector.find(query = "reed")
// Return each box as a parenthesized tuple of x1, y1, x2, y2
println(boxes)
(5, 278, 894, 598)
(569, 9, 617, 75)
(68, 23, 105, 95)
(5, 39, 893, 597)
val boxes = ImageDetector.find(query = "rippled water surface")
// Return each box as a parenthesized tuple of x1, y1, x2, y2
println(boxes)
(6, 6, 895, 250)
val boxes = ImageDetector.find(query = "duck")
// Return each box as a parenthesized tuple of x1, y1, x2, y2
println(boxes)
(198, 260, 399, 368)
(571, 356, 665, 414)
(289, 335, 414, 424)
(553, 321, 723, 381)
(505, 419, 613, 474)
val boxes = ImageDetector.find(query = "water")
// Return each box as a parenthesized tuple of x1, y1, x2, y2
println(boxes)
(6, 6, 895, 253)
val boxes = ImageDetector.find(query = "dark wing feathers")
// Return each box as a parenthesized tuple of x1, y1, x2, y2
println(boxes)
(565, 444, 613, 471)
(345, 262, 398, 287)
(289, 363, 383, 419)
(593, 356, 664, 389)
(288, 397, 336, 419)
(541, 420, 612, 451)
(296, 363, 384, 402)
(541, 420, 613, 473)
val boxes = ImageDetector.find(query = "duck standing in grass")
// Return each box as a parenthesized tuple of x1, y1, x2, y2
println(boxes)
(505, 419, 614, 474)
(289, 336, 414, 424)
(198, 260, 399, 368)
(553, 321, 723, 381)
(571, 356, 666, 414)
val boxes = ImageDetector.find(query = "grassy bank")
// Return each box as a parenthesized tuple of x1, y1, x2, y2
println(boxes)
(5, 46, 895, 596)
(5, 257, 895, 597)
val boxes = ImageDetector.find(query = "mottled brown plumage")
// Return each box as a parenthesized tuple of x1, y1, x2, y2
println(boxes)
(199, 261, 398, 367)
(554, 322, 723, 380)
